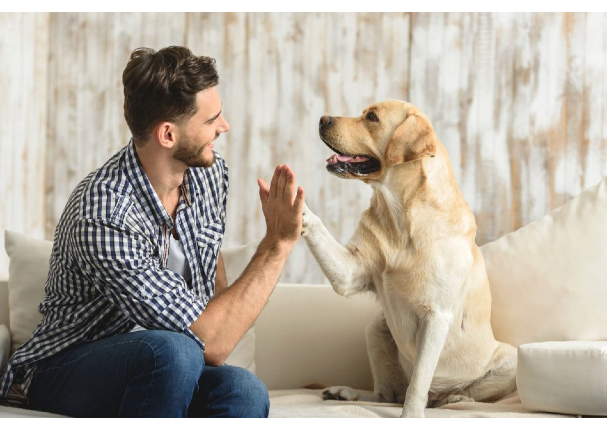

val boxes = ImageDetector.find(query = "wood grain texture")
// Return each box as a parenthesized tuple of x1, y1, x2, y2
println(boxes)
(186, 12, 410, 282)
(0, 12, 49, 278)
(44, 12, 187, 238)
(1, 12, 607, 284)
(409, 12, 607, 244)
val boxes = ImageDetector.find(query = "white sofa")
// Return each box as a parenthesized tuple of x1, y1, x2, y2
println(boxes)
(0, 279, 572, 419)
(2, 175, 607, 418)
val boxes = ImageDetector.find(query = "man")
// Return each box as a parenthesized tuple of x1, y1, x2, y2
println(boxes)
(0, 46, 305, 417)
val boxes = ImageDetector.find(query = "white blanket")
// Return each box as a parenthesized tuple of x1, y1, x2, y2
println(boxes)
(269, 389, 576, 418)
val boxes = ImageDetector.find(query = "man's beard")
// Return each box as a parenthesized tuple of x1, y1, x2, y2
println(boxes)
(173, 133, 216, 168)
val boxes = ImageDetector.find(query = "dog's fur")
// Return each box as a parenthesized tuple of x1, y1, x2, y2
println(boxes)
(301, 100, 517, 418)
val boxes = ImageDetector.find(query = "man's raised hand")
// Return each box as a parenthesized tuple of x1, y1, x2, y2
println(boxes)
(257, 164, 305, 250)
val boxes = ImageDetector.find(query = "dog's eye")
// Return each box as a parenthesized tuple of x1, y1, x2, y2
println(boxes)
(366, 111, 379, 122)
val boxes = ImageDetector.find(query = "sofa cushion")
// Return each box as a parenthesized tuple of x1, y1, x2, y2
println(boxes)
(221, 241, 258, 286)
(0, 325, 10, 370)
(255, 284, 380, 391)
(220, 240, 259, 373)
(267, 389, 572, 418)
(517, 341, 607, 416)
(481, 176, 607, 347)
(3, 230, 257, 373)
(4, 231, 52, 355)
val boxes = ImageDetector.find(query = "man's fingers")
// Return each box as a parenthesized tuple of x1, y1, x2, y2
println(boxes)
(270, 165, 282, 199)
(258, 178, 269, 204)
(276, 165, 288, 201)
(294, 186, 305, 215)
(283, 166, 296, 204)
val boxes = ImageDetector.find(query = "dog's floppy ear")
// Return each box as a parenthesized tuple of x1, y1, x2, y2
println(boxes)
(384, 114, 436, 167)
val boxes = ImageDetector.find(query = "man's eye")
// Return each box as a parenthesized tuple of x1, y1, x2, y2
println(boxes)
(366, 111, 379, 122)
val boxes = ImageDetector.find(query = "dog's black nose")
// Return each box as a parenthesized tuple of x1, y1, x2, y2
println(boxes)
(319, 115, 333, 130)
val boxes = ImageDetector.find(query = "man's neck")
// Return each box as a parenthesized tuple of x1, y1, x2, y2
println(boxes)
(135, 141, 185, 206)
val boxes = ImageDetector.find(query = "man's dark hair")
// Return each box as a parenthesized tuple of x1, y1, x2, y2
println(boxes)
(122, 46, 219, 145)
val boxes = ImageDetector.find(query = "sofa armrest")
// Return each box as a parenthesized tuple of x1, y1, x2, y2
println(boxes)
(0, 324, 10, 370)
(255, 283, 380, 391)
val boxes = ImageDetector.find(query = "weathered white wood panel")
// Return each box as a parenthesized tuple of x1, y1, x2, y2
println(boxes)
(187, 12, 411, 282)
(2, 12, 607, 284)
(409, 12, 607, 244)
(187, 13, 409, 282)
(45, 12, 188, 238)
(0, 12, 49, 279)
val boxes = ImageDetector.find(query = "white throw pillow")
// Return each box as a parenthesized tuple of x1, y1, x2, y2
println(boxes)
(4, 229, 259, 374)
(221, 241, 260, 373)
(4, 230, 52, 354)
(221, 241, 259, 286)
(481, 176, 607, 347)
(0, 324, 10, 370)
(517, 341, 607, 416)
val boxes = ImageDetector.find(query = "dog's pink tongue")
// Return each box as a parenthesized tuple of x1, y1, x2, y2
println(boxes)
(326, 154, 369, 164)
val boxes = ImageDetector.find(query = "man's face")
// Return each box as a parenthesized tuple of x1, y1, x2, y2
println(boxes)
(173, 87, 230, 168)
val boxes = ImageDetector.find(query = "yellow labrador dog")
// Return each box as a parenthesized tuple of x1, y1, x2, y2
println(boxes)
(301, 100, 517, 418)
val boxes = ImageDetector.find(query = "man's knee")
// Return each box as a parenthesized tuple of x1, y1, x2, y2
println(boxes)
(136, 330, 204, 385)
(218, 366, 270, 418)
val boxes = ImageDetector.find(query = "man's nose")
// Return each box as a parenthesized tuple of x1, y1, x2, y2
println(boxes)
(219, 116, 230, 133)
(319, 115, 333, 131)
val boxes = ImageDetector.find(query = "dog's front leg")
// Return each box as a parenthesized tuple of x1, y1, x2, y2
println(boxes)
(401, 311, 453, 418)
(302, 204, 369, 296)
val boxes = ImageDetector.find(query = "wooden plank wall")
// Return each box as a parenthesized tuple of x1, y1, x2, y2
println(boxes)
(0, 13, 49, 279)
(2, 12, 607, 284)
(410, 13, 607, 243)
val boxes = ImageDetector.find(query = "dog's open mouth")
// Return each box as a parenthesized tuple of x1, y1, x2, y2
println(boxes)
(320, 133, 380, 176)
(324, 148, 380, 176)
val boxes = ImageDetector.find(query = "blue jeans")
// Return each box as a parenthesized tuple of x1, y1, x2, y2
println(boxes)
(27, 330, 269, 418)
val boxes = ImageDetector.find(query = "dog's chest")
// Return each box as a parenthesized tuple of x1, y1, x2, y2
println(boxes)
(370, 250, 460, 357)
(372, 271, 421, 357)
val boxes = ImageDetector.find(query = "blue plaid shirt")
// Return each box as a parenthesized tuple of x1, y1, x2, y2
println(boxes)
(0, 139, 228, 401)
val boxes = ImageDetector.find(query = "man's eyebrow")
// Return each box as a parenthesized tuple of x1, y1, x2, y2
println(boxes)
(205, 109, 222, 124)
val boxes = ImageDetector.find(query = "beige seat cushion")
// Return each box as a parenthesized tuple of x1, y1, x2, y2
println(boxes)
(255, 284, 380, 391)
(517, 341, 607, 416)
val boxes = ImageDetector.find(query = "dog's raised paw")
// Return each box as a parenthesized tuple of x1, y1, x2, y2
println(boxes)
(322, 386, 359, 401)
(301, 203, 319, 237)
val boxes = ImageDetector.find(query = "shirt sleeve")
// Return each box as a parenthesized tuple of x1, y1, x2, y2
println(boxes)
(70, 217, 206, 350)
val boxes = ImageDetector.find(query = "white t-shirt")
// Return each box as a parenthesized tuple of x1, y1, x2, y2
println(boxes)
(130, 234, 193, 332)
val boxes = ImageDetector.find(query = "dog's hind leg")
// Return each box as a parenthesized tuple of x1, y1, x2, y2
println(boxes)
(366, 312, 409, 403)
(455, 342, 517, 403)
(323, 312, 408, 404)
(431, 394, 476, 407)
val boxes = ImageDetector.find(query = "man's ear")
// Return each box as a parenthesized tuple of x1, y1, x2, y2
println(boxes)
(384, 114, 436, 167)
(156, 122, 177, 149)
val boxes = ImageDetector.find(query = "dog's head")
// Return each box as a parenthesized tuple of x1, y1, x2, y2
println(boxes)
(319, 100, 436, 180)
